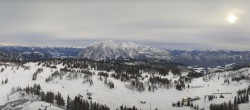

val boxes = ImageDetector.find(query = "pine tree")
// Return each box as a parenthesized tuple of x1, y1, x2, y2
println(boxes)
(5, 78, 8, 84)
(41, 91, 45, 101)
(181, 99, 184, 106)
(120, 105, 124, 110)
(234, 96, 237, 105)
(237, 96, 240, 104)
(45, 91, 54, 103)
(243, 94, 246, 103)
(177, 101, 180, 107)
(67, 95, 70, 110)
(228, 100, 232, 110)
(191, 103, 193, 107)
(56, 92, 65, 106)
(176, 84, 182, 91)
(234, 104, 239, 110)
(246, 94, 249, 102)
(241, 95, 244, 103)
(210, 104, 213, 110)
(187, 100, 190, 106)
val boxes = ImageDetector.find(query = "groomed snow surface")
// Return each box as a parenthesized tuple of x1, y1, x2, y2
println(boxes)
(23, 101, 63, 110)
(0, 62, 249, 110)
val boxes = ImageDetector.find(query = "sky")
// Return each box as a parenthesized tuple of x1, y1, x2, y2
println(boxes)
(0, 0, 250, 50)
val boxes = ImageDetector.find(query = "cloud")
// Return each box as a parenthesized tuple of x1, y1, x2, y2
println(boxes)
(0, 1, 250, 50)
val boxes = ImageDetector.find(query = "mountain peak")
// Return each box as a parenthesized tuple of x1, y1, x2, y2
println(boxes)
(91, 40, 117, 47)
(78, 40, 170, 61)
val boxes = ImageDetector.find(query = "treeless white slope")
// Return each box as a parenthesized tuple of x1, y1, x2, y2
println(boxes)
(22, 101, 63, 110)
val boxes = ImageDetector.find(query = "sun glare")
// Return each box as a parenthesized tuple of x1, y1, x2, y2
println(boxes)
(227, 14, 237, 23)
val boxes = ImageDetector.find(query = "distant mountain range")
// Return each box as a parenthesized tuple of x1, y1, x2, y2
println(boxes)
(169, 50, 250, 67)
(0, 46, 82, 61)
(1, 41, 250, 67)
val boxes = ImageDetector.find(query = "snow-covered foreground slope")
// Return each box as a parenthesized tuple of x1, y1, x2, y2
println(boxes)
(0, 62, 249, 110)
(22, 101, 63, 110)
(0, 99, 63, 110)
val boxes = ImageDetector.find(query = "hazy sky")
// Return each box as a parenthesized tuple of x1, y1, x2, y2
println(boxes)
(0, 0, 250, 50)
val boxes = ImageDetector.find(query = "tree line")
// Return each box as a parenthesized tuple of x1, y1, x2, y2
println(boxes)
(14, 84, 110, 110)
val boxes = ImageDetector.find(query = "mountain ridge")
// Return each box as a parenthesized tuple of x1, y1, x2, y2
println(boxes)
(77, 40, 171, 61)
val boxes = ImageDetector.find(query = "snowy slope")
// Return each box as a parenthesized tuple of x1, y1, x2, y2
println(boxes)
(0, 99, 63, 110)
(22, 101, 63, 110)
(0, 62, 249, 110)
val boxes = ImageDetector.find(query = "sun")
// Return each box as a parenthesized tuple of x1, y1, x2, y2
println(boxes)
(227, 14, 237, 23)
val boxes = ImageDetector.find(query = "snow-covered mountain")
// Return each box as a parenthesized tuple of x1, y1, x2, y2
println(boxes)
(77, 40, 170, 61)
(169, 49, 250, 67)
(2, 43, 250, 68)
(0, 46, 82, 61)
